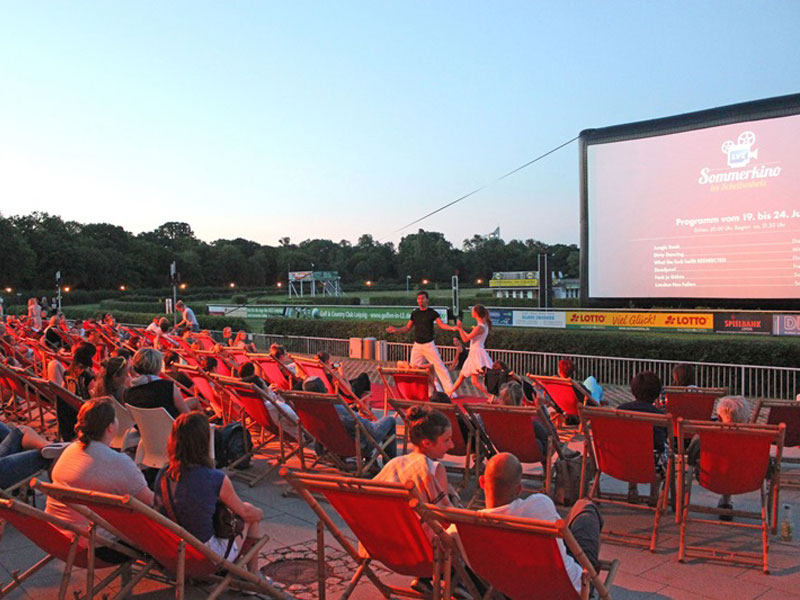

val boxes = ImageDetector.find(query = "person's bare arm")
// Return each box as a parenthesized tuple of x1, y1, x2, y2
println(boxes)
(459, 323, 484, 342)
(386, 319, 413, 334)
(435, 317, 458, 333)
(219, 475, 263, 522)
(134, 485, 155, 507)
(172, 383, 191, 414)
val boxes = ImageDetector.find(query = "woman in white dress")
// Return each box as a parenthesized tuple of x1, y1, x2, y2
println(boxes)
(450, 304, 492, 396)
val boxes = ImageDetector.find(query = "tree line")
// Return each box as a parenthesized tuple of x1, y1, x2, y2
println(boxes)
(0, 212, 579, 290)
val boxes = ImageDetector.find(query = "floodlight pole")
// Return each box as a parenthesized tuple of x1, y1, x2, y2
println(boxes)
(170, 261, 178, 326)
(55, 270, 62, 314)
(406, 275, 410, 294)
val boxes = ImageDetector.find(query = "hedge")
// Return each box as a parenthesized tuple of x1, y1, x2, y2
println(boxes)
(60, 308, 250, 332)
(262, 317, 799, 367)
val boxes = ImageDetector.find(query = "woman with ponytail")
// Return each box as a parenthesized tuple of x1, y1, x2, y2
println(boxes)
(449, 304, 492, 396)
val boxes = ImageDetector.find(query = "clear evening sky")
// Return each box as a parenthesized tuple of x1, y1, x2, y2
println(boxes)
(1, 2, 797, 248)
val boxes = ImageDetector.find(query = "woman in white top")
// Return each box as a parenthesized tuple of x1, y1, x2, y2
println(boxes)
(449, 304, 492, 397)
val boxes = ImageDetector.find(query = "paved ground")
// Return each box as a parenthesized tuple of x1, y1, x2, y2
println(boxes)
(2, 356, 799, 599)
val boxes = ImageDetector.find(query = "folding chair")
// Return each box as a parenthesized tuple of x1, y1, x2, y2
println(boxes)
(33, 481, 292, 600)
(464, 403, 557, 495)
(422, 504, 619, 600)
(281, 391, 394, 477)
(751, 398, 800, 492)
(0, 363, 43, 426)
(282, 468, 478, 600)
(249, 354, 293, 390)
(173, 364, 232, 422)
(378, 366, 432, 414)
(578, 405, 674, 551)
(3, 365, 59, 432)
(108, 396, 137, 451)
(213, 377, 307, 486)
(389, 398, 479, 490)
(292, 354, 375, 420)
(677, 419, 784, 573)
(195, 350, 237, 377)
(661, 386, 727, 438)
(127, 405, 174, 469)
(0, 496, 142, 600)
(529, 374, 593, 427)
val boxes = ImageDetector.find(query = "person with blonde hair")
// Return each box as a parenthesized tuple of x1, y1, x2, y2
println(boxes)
(123, 348, 191, 418)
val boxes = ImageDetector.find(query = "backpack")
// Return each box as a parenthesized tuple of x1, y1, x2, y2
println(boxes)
(214, 422, 253, 469)
(550, 447, 594, 507)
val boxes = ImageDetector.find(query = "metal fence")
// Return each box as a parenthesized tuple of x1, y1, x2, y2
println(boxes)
(254, 333, 800, 400)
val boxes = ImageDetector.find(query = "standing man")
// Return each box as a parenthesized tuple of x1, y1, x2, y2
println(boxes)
(175, 300, 200, 333)
(386, 290, 457, 394)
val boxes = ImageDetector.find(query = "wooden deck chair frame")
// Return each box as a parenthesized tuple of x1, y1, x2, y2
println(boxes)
(751, 398, 800, 493)
(281, 468, 479, 600)
(248, 353, 295, 390)
(33, 480, 293, 600)
(281, 391, 394, 477)
(378, 366, 433, 415)
(661, 386, 727, 438)
(528, 374, 594, 428)
(578, 405, 675, 552)
(388, 398, 479, 491)
(292, 354, 375, 420)
(212, 376, 308, 486)
(676, 419, 784, 573)
(0, 362, 46, 428)
(7, 365, 60, 433)
(0, 495, 143, 600)
(420, 503, 619, 600)
(173, 364, 233, 422)
(463, 402, 558, 496)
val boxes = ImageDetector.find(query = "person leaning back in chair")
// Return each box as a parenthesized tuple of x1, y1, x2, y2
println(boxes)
(385, 290, 459, 395)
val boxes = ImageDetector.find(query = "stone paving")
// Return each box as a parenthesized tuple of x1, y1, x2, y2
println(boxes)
(2, 357, 799, 599)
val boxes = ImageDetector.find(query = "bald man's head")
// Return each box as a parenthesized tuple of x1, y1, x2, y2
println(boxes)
(481, 452, 523, 508)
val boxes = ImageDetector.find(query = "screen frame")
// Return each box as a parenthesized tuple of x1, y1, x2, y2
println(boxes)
(579, 93, 800, 309)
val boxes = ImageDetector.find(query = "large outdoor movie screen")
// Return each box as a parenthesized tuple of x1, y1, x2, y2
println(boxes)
(581, 96, 800, 305)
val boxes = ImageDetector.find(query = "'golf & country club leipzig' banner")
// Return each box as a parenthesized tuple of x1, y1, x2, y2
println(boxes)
(564, 311, 713, 332)
(208, 304, 447, 322)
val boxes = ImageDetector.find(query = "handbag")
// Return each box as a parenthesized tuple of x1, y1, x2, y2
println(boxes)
(160, 473, 244, 557)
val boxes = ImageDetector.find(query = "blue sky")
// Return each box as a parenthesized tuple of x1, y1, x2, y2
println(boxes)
(1, 2, 797, 248)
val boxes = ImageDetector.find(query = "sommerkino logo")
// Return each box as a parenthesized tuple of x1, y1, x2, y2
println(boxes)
(698, 130, 780, 185)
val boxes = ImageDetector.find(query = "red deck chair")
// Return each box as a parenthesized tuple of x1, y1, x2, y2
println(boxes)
(223, 347, 252, 366)
(281, 468, 478, 600)
(378, 366, 432, 414)
(464, 402, 557, 495)
(292, 354, 375, 420)
(213, 376, 307, 486)
(578, 405, 674, 552)
(388, 398, 479, 490)
(192, 333, 217, 351)
(676, 419, 784, 573)
(529, 374, 594, 426)
(281, 391, 394, 477)
(0, 363, 52, 429)
(751, 398, 800, 493)
(421, 504, 619, 600)
(33, 481, 291, 600)
(661, 386, 727, 438)
(249, 354, 293, 390)
(173, 364, 230, 421)
(0, 496, 143, 600)
(194, 349, 237, 377)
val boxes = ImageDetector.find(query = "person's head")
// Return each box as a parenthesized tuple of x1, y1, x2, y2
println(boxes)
(240, 361, 257, 378)
(175, 300, 185, 311)
(671, 363, 695, 387)
(416, 290, 429, 309)
(557, 358, 574, 379)
(201, 355, 217, 373)
(75, 398, 117, 447)
(163, 351, 180, 369)
(270, 344, 286, 361)
(472, 304, 491, 329)
(222, 326, 232, 339)
(132, 347, 163, 376)
(407, 406, 452, 459)
(316, 351, 331, 364)
(452, 337, 464, 349)
(497, 381, 523, 406)
(101, 355, 129, 387)
(159, 317, 170, 333)
(716, 395, 749, 424)
(167, 411, 212, 480)
(71, 342, 96, 371)
(630, 371, 662, 404)
(480, 453, 523, 508)
(48, 315, 59, 327)
(234, 330, 247, 343)
(302, 376, 327, 394)
(152, 316, 160, 325)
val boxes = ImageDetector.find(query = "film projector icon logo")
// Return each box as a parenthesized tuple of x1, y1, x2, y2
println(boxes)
(721, 131, 758, 168)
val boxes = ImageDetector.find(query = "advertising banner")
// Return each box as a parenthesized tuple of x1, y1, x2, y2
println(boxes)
(713, 312, 773, 334)
(488, 309, 513, 326)
(209, 304, 446, 322)
(512, 310, 566, 328)
(773, 314, 800, 336)
(565, 311, 713, 331)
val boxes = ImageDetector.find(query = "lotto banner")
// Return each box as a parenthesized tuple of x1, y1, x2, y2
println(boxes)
(565, 311, 713, 331)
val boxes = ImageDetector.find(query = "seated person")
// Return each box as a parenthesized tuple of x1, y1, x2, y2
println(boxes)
(163, 352, 196, 394)
(46, 398, 154, 560)
(618, 370, 668, 502)
(123, 348, 192, 418)
(303, 377, 396, 461)
(447, 337, 469, 373)
(671, 363, 696, 387)
(91, 355, 131, 403)
(316, 351, 371, 398)
(239, 361, 301, 440)
(232, 330, 256, 353)
(0, 421, 62, 489)
(270, 344, 297, 377)
(687, 395, 752, 520)
(49, 342, 97, 442)
(449, 453, 604, 595)
(154, 412, 264, 569)
(201, 355, 218, 375)
(495, 381, 549, 457)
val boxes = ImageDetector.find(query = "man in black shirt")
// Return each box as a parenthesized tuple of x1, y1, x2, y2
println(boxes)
(386, 290, 458, 394)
